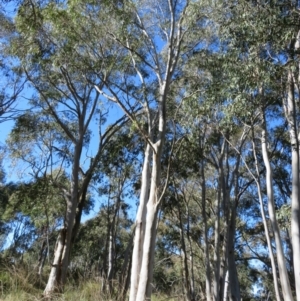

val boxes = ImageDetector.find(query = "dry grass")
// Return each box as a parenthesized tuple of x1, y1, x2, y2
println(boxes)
(0, 263, 182, 301)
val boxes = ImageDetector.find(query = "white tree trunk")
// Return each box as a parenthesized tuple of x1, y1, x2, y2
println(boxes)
(223, 270, 229, 301)
(261, 112, 293, 301)
(111, 2, 190, 299)
(44, 140, 82, 296)
(251, 129, 281, 301)
(136, 151, 162, 301)
(129, 144, 151, 301)
(107, 227, 114, 290)
(44, 229, 66, 296)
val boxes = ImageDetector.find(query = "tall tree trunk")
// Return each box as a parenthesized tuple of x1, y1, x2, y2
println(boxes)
(44, 140, 83, 296)
(129, 54, 171, 300)
(201, 160, 212, 301)
(43, 117, 128, 295)
(214, 141, 229, 301)
(227, 144, 241, 301)
(179, 209, 192, 301)
(220, 174, 229, 301)
(119, 233, 134, 301)
(227, 202, 240, 301)
(107, 195, 122, 293)
(261, 109, 293, 301)
(117, 2, 189, 299)
(223, 270, 229, 301)
(188, 237, 195, 301)
(136, 149, 163, 300)
(44, 229, 66, 295)
(44, 197, 77, 296)
(107, 223, 115, 293)
(284, 69, 300, 301)
(129, 143, 151, 301)
(252, 130, 281, 301)
(213, 146, 226, 301)
(186, 205, 195, 301)
(213, 177, 223, 301)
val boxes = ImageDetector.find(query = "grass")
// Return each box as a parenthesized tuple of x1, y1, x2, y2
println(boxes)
(0, 263, 182, 301)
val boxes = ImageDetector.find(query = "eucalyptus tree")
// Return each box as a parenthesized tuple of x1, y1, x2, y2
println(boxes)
(6, 0, 129, 295)
(283, 24, 300, 301)
(94, 127, 141, 296)
(179, 45, 254, 300)
(212, 1, 299, 299)
(1, 173, 69, 273)
(90, 1, 204, 300)
(70, 188, 133, 296)
(158, 115, 258, 301)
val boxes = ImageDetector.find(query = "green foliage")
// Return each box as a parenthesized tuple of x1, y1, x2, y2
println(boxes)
(0, 0, 298, 299)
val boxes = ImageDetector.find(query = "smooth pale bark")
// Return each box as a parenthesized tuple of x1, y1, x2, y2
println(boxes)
(44, 229, 66, 294)
(128, 5, 185, 298)
(23, 26, 126, 290)
(261, 111, 293, 301)
(106, 1, 190, 299)
(145, 203, 160, 299)
(129, 143, 151, 301)
(44, 137, 83, 296)
(227, 121, 281, 300)
(44, 196, 77, 295)
(136, 149, 164, 300)
(43, 103, 126, 295)
(251, 129, 281, 301)
(60, 177, 79, 283)
(24, 68, 104, 296)
(128, 128, 164, 301)
(202, 131, 243, 301)
(223, 270, 229, 301)
(285, 69, 300, 301)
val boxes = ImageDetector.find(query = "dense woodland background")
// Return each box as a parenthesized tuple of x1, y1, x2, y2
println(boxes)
(1, 0, 300, 300)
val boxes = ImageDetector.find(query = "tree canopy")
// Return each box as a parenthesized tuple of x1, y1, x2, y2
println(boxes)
(0, 0, 300, 301)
